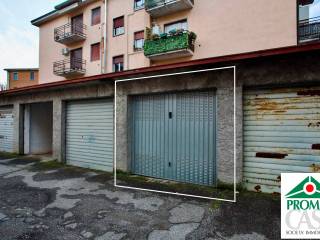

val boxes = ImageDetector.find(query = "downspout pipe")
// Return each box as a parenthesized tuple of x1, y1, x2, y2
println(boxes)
(103, 0, 108, 73)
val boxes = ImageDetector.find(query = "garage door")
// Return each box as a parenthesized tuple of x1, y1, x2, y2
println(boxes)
(244, 87, 320, 193)
(66, 99, 114, 171)
(0, 107, 14, 153)
(130, 90, 216, 186)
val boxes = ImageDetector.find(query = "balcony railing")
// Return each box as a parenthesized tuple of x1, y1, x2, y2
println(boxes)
(54, 23, 87, 45)
(144, 30, 196, 60)
(145, 0, 194, 17)
(53, 58, 86, 77)
(299, 16, 320, 43)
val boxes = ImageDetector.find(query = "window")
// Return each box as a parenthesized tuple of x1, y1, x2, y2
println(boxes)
(113, 16, 125, 36)
(91, 7, 101, 25)
(91, 43, 100, 61)
(70, 48, 83, 69)
(30, 72, 35, 80)
(134, 31, 144, 51)
(13, 72, 18, 81)
(134, 0, 144, 10)
(113, 55, 124, 72)
(164, 19, 188, 34)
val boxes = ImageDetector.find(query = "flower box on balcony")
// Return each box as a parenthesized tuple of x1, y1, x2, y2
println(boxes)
(144, 31, 196, 60)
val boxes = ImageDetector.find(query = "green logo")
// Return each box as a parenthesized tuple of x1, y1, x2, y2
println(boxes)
(286, 176, 320, 199)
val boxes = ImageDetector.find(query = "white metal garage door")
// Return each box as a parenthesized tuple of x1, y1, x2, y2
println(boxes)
(0, 107, 14, 153)
(66, 99, 114, 171)
(244, 87, 320, 193)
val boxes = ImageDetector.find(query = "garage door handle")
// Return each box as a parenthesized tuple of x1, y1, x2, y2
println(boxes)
(168, 162, 171, 167)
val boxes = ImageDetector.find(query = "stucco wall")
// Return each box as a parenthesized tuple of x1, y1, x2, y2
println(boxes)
(115, 69, 240, 184)
(150, 0, 297, 65)
(106, 0, 151, 73)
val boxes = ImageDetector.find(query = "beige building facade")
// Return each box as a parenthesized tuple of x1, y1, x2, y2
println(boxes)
(32, 0, 308, 84)
(5, 68, 39, 89)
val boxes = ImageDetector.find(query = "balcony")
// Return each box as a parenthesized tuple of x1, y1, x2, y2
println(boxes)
(145, 0, 194, 17)
(298, 16, 320, 43)
(54, 23, 86, 45)
(144, 30, 196, 60)
(53, 58, 86, 77)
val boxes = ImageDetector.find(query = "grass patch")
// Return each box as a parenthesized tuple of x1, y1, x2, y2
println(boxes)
(239, 190, 280, 201)
(30, 160, 64, 171)
(0, 151, 20, 159)
(210, 200, 222, 210)
(86, 172, 114, 183)
(116, 170, 234, 199)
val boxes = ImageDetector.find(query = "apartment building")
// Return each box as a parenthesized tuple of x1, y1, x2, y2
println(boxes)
(31, 0, 105, 83)
(1, 0, 320, 194)
(4, 68, 39, 89)
(31, 0, 316, 84)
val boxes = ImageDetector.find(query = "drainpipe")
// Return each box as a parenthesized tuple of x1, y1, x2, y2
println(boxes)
(103, 0, 108, 73)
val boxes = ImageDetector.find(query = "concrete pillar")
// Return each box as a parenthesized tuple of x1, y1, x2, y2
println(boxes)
(52, 99, 64, 162)
(115, 85, 129, 171)
(12, 102, 24, 154)
(215, 79, 243, 184)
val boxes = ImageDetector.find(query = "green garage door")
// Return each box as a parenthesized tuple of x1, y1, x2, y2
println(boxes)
(130, 90, 216, 186)
(66, 99, 114, 171)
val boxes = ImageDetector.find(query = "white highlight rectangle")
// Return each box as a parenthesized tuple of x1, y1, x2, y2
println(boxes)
(114, 66, 237, 202)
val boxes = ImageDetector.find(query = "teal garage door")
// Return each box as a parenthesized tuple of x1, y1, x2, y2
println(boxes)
(130, 90, 216, 186)
(66, 99, 114, 171)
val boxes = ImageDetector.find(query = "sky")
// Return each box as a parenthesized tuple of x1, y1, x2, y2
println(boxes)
(310, 0, 320, 17)
(0, 0, 62, 86)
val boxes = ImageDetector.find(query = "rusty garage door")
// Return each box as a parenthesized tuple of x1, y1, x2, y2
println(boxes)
(243, 87, 320, 193)
(0, 106, 14, 153)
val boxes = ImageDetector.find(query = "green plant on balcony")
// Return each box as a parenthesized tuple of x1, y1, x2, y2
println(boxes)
(146, 27, 152, 40)
(144, 30, 197, 57)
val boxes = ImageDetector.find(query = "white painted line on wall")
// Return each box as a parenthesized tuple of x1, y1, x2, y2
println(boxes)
(114, 66, 237, 202)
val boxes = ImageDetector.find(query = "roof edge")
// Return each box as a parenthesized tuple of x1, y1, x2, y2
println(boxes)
(4, 68, 39, 72)
(1, 42, 320, 96)
(31, 0, 98, 27)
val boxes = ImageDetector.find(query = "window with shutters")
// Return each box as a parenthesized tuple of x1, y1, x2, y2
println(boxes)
(113, 16, 125, 36)
(113, 55, 124, 72)
(91, 7, 101, 26)
(134, 31, 144, 51)
(91, 43, 100, 61)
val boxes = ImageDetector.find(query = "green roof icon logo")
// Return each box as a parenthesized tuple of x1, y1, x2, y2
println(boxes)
(286, 176, 320, 199)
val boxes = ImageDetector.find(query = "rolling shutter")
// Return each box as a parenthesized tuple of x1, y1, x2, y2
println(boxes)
(244, 87, 320, 193)
(0, 107, 14, 153)
(66, 99, 114, 171)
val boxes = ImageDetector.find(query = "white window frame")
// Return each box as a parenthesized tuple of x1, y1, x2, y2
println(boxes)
(134, 0, 145, 10)
(164, 20, 188, 34)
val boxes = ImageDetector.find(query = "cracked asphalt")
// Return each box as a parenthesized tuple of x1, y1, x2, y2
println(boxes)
(0, 156, 281, 240)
